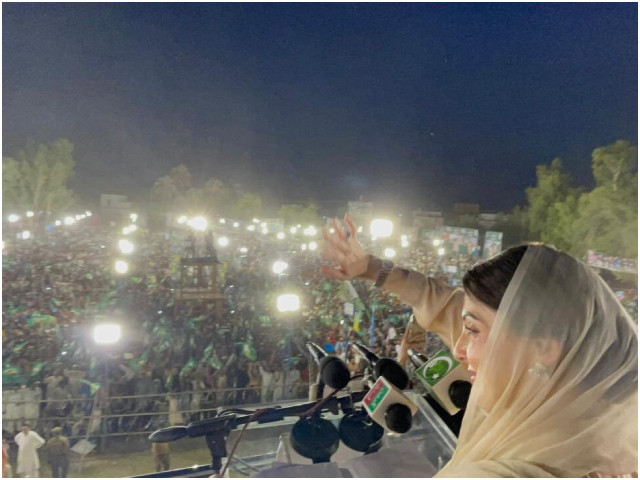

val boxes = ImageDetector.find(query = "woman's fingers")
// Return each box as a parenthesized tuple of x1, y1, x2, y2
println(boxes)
(332, 218, 348, 242)
(344, 214, 357, 239)
(322, 225, 350, 255)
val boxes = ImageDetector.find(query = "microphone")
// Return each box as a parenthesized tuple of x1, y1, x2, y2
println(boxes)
(409, 348, 471, 415)
(306, 342, 351, 390)
(362, 375, 417, 434)
(352, 343, 409, 390)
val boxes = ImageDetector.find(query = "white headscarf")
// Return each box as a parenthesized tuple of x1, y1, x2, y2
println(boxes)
(437, 245, 638, 477)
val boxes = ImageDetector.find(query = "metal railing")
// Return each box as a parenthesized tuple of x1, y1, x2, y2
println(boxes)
(2, 383, 310, 444)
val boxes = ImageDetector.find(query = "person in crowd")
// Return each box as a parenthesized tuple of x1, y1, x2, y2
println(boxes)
(2, 433, 12, 479)
(14, 423, 45, 478)
(45, 427, 70, 478)
(321, 214, 637, 477)
(151, 441, 171, 472)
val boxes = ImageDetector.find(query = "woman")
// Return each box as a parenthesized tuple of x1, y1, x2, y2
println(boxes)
(321, 214, 637, 477)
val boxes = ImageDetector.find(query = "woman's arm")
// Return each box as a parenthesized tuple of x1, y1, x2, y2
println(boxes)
(321, 214, 463, 351)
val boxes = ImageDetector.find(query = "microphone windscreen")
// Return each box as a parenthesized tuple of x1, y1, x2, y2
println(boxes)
(149, 426, 187, 443)
(320, 356, 351, 390)
(384, 403, 412, 434)
(375, 358, 409, 390)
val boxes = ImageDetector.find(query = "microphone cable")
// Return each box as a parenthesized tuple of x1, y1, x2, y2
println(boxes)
(218, 407, 273, 478)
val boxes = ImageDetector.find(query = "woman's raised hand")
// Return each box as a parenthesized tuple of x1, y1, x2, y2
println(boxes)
(320, 214, 369, 281)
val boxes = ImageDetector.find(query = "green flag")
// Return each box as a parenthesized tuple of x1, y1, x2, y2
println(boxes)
(179, 357, 197, 377)
(31, 362, 46, 377)
(242, 342, 257, 361)
(13, 342, 28, 354)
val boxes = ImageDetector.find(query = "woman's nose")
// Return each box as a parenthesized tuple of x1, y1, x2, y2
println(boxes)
(453, 335, 467, 364)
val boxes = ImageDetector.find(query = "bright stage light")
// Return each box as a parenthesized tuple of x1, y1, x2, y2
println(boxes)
(384, 248, 396, 258)
(370, 219, 393, 238)
(21, 231, 31, 240)
(247, 225, 255, 232)
(277, 232, 285, 240)
(239, 247, 248, 253)
(26, 211, 34, 218)
(308, 241, 318, 251)
(303, 226, 317, 236)
(115, 260, 129, 274)
(277, 294, 300, 313)
(272, 261, 289, 275)
(218, 237, 229, 247)
(433, 239, 440, 247)
(93, 323, 122, 345)
(8, 214, 20, 223)
(177, 215, 188, 224)
(64, 216, 76, 226)
(118, 239, 134, 254)
(188, 216, 207, 231)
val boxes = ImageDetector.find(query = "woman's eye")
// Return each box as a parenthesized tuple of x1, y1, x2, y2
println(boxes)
(463, 324, 479, 336)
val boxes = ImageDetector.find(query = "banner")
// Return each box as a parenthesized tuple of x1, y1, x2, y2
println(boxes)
(435, 226, 480, 256)
(587, 251, 637, 273)
(482, 231, 503, 259)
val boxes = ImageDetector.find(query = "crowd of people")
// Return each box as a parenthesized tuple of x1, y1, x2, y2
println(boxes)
(2, 216, 637, 465)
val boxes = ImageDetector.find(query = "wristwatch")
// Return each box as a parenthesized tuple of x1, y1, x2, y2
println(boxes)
(374, 259, 394, 288)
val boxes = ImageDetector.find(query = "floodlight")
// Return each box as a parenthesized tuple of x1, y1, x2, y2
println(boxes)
(370, 219, 393, 238)
(188, 217, 207, 231)
(93, 323, 122, 345)
(118, 239, 134, 254)
(218, 237, 229, 247)
(277, 294, 300, 313)
(115, 260, 129, 274)
(272, 261, 289, 275)
(384, 248, 396, 258)
(308, 241, 318, 251)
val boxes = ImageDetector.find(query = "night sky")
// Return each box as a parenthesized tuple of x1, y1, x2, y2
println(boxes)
(3, 3, 637, 212)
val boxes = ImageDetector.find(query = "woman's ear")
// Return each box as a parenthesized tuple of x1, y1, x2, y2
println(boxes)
(531, 338, 563, 368)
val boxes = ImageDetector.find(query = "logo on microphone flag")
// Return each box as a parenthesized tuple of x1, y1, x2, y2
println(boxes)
(364, 378, 389, 413)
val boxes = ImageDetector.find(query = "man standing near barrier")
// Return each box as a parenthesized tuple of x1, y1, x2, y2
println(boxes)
(46, 427, 69, 478)
(151, 442, 171, 472)
(14, 424, 45, 478)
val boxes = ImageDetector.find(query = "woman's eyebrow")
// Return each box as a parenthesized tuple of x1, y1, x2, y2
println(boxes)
(462, 310, 485, 324)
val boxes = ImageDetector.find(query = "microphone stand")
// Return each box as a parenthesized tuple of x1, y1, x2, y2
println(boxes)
(138, 390, 369, 478)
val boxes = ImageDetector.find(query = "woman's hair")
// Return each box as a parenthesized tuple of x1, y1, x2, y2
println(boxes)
(462, 245, 529, 311)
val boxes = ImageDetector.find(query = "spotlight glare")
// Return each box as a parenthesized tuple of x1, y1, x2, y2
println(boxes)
(218, 236, 229, 247)
(384, 247, 396, 259)
(115, 260, 129, 274)
(370, 219, 393, 238)
(118, 239, 134, 254)
(272, 261, 289, 275)
(308, 241, 318, 251)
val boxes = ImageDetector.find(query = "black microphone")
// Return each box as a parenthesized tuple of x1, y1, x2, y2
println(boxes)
(352, 343, 409, 390)
(306, 342, 350, 390)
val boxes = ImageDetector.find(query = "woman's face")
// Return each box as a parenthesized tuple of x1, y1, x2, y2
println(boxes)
(453, 293, 497, 383)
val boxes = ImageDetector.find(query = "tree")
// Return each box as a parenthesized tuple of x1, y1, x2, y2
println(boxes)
(277, 203, 319, 226)
(573, 140, 638, 258)
(525, 158, 579, 238)
(3, 139, 76, 227)
(591, 140, 637, 192)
